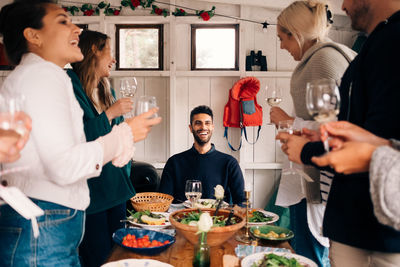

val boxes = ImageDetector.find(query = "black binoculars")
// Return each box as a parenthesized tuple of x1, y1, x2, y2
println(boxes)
(246, 50, 267, 71)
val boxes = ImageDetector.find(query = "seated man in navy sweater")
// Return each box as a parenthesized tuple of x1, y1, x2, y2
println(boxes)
(159, 105, 245, 205)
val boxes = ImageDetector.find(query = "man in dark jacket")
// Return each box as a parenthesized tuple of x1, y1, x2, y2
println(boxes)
(159, 105, 245, 205)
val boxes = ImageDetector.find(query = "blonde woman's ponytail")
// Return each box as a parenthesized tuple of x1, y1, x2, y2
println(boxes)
(277, 0, 332, 52)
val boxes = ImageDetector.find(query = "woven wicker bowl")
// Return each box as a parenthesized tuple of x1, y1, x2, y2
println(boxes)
(130, 192, 174, 212)
(169, 208, 245, 247)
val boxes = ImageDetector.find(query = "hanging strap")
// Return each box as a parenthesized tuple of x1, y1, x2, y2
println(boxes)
(243, 126, 261, 145)
(224, 127, 243, 151)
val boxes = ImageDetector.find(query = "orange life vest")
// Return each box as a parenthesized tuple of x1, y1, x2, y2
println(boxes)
(223, 77, 263, 150)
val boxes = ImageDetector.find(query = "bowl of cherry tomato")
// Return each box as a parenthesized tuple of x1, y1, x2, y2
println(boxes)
(112, 228, 175, 255)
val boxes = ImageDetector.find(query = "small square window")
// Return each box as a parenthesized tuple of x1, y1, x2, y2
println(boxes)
(191, 24, 239, 70)
(116, 24, 163, 70)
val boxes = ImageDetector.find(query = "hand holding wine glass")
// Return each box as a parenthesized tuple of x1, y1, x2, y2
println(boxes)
(185, 180, 202, 208)
(124, 108, 162, 142)
(278, 120, 299, 175)
(106, 98, 134, 120)
(306, 78, 340, 152)
(0, 94, 32, 163)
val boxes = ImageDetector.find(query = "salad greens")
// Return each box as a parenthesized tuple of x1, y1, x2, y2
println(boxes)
(176, 211, 237, 227)
(251, 253, 305, 267)
(249, 211, 273, 223)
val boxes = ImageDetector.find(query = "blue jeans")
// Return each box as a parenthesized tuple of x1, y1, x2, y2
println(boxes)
(79, 203, 126, 267)
(290, 199, 330, 267)
(0, 199, 85, 267)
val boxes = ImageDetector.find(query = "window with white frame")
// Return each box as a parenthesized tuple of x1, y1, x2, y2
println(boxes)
(191, 24, 239, 70)
(116, 24, 163, 70)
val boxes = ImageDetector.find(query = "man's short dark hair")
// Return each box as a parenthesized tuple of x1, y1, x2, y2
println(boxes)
(190, 105, 213, 124)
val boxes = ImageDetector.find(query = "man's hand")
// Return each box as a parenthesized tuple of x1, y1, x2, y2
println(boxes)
(320, 121, 389, 146)
(276, 132, 309, 164)
(301, 127, 321, 142)
(125, 108, 162, 142)
(106, 98, 134, 120)
(269, 107, 294, 126)
(312, 141, 376, 174)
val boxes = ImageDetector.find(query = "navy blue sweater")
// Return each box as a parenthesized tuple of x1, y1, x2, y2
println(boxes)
(301, 11, 400, 252)
(159, 145, 245, 205)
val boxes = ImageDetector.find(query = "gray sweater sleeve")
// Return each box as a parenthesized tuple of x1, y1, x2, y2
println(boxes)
(370, 143, 400, 230)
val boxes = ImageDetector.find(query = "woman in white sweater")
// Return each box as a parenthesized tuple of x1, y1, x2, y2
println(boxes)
(269, 1, 355, 266)
(0, 1, 161, 266)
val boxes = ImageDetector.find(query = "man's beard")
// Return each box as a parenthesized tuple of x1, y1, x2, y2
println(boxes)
(192, 131, 212, 146)
(350, 0, 371, 32)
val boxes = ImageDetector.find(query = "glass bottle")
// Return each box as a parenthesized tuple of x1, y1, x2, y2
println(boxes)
(193, 232, 210, 267)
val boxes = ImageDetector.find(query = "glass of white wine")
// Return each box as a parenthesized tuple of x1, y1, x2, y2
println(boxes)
(265, 85, 282, 107)
(306, 78, 341, 152)
(185, 180, 202, 208)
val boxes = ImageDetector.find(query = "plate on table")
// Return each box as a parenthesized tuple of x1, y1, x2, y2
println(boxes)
(248, 209, 279, 226)
(250, 225, 294, 241)
(183, 199, 229, 209)
(112, 228, 175, 255)
(102, 259, 173, 267)
(241, 251, 317, 267)
(127, 212, 171, 230)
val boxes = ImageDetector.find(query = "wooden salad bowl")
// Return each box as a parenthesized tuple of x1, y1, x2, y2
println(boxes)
(169, 208, 245, 247)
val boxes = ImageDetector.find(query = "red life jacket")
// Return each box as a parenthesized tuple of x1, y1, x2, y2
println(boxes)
(223, 77, 263, 150)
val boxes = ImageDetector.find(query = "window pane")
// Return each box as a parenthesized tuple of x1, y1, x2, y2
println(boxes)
(118, 27, 161, 69)
(195, 28, 237, 69)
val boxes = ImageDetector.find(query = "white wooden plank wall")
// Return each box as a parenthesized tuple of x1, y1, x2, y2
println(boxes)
(0, 0, 356, 208)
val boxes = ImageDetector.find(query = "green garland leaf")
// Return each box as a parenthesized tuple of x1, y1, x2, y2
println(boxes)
(98, 1, 106, 9)
(62, 1, 216, 20)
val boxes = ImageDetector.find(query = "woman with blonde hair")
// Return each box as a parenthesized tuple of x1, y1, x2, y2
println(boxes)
(269, 1, 356, 266)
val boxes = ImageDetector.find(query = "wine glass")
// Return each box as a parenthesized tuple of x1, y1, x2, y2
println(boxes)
(185, 180, 202, 208)
(0, 92, 31, 176)
(306, 78, 341, 152)
(265, 85, 282, 107)
(278, 120, 298, 175)
(0, 93, 27, 137)
(120, 78, 137, 118)
(135, 96, 158, 118)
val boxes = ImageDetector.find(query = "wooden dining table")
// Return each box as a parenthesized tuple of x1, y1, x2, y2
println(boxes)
(105, 228, 293, 267)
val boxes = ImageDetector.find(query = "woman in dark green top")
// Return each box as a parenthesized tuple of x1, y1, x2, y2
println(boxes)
(67, 30, 135, 267)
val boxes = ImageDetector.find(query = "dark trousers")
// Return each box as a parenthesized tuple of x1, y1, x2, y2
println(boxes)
(79, 202, 126, 267)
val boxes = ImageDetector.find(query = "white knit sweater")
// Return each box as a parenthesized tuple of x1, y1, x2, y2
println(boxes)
(1, 53, 103, 210)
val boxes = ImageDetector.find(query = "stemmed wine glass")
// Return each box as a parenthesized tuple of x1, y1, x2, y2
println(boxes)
(135, 96, 158, 118)
(120, 77, 137, 118)
(185, 180, 202, 208)
(278, 120, 298, 175)
(306, 78, 341, 152)
(265, 85, 282, 107)
(265, 85, 283, 125)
